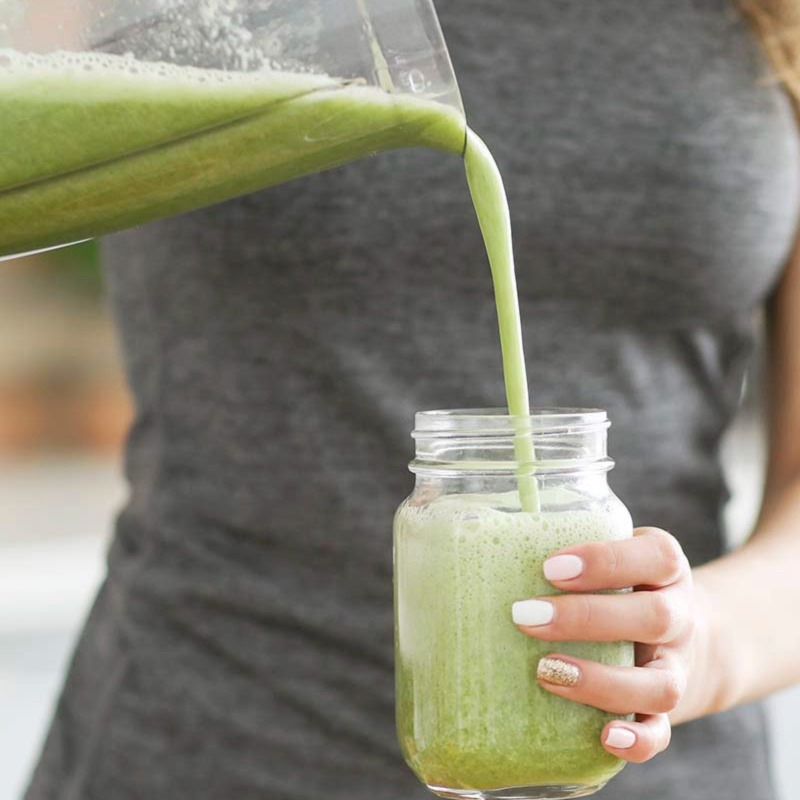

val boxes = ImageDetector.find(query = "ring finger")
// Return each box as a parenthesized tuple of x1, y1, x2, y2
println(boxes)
(536, 652, 686, 715)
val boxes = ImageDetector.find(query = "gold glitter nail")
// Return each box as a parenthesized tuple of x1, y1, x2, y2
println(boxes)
(537, 657, 580, 687)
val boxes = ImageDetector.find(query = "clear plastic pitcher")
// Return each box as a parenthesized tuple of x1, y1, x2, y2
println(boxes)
(0, 0, 465, 259)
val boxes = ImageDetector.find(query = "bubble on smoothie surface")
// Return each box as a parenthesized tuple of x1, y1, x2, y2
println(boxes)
(50, 0, 328, 76)
(0, 46, 338, 91)
(0, 0, 333, 84)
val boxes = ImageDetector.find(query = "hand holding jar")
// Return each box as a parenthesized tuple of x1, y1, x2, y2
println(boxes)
(513, 526, 719, 765)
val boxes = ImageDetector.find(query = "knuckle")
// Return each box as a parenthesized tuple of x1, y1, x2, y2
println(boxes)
(654, 534, 688, 581)
(648, 592, 680, 642)
(682, 611, 698, 640)
(635, 526, 669, 539)
(631, 719, 672, 762)
(574, 595, 594, 629)
(627, 746, 657, 764)
(603, 541, 622, 576)
(657, 671, 685, 712)
(555, 595, 593, 635)
(655, 716, 673, 755)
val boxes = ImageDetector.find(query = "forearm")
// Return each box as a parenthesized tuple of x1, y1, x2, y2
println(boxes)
(685, 475, 800, 720)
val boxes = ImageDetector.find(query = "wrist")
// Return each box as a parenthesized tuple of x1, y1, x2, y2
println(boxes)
(688, 569, 748, 718)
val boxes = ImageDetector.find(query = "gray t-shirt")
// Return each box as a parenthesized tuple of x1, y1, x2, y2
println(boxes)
(26, 2, 800, 799)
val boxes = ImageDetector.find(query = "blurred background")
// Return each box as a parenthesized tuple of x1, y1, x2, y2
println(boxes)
(0, 243, 799, 800)
(0, 242, 131, 800)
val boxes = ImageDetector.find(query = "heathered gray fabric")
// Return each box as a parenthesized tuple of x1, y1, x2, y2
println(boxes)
(25, 2, 800, 799)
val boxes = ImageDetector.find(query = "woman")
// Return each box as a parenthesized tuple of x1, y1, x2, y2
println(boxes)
(24, 1, 800, 798)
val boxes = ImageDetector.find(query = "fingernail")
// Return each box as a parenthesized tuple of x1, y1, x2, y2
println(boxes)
(511, 599, 554, 626)
(537, 656, 580, 687)
(543, 554, 584, 581)
(604, 727, 636, 750)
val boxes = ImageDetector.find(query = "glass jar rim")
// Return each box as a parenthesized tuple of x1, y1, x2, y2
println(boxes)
(412, 407, 609, 437)
(410, 408, 613, 475)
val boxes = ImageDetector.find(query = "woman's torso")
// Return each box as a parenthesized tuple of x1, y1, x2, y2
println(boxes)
(27, 2, 799, 799)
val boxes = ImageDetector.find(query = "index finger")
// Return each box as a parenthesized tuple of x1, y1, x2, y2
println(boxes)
(542, 527, 689, 592)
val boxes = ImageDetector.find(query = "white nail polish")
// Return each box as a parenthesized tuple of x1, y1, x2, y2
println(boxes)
(511, 599, 554, 626)
(605, 727, 636, 750)
(543, 554, 584, 581)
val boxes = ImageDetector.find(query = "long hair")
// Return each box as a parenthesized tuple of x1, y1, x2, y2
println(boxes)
(740, 0, 800, 96)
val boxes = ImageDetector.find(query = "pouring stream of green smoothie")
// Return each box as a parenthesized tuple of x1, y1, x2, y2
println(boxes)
(0, 54, 538, 507)
(464, 132, 539, 512)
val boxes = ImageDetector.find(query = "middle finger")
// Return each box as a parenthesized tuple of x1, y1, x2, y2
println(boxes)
(512, 585, 689, 644)
(535, 651, 686, 715)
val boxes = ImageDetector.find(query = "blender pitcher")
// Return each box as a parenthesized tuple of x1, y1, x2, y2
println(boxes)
(0, 0, 464, 259)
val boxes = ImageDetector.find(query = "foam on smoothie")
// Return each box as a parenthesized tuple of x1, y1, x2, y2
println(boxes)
(395, 493, 634, 790)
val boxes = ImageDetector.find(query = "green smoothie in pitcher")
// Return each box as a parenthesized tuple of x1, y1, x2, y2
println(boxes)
(0, 49, 466, 259)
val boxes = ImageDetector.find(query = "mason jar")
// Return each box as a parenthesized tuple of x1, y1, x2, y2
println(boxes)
(394, 409, 634, 800)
